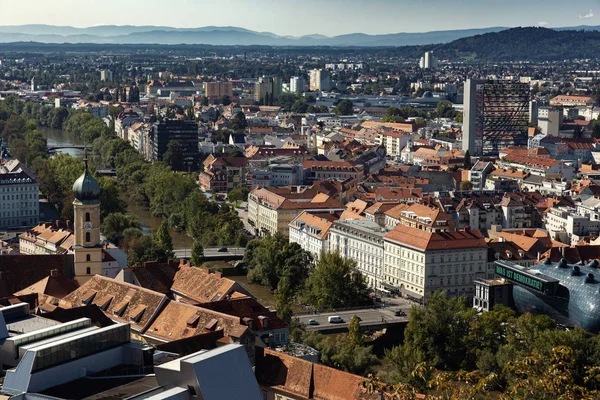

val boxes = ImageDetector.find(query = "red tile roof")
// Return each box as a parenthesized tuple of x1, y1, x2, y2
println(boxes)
(385, 225, 486, 251)
(0, 255, 73, 297)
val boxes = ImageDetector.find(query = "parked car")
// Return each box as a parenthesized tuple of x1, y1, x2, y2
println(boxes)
(308, 319, 319, 326)
(217, 247, 228, 252)
(394, 310, 406, 317)
(328, 316, 344, 323)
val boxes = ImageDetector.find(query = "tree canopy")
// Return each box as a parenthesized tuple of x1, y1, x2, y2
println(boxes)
(302, 251, 371, 310)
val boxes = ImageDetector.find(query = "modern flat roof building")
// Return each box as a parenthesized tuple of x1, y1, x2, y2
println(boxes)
(0, 309, 153, 396)
(151, 119, 199, 170)
(462, 79, 530, 156)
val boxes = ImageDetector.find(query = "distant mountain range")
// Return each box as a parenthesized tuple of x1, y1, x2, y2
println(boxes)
(1, 24, 600, 46)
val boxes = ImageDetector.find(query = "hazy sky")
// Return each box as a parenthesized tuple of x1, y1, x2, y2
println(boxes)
(1, 0, 599, 36)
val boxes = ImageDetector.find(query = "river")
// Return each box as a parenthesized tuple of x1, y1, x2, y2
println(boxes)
(40, 126, 87, 158)
(42, 127, 194, 249)
(125, 200, 194, 249)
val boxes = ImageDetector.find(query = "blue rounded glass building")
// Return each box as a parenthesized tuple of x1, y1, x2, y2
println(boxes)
(495, 259, 600, 332)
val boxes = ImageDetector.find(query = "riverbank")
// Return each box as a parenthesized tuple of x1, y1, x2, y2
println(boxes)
(125, 198, 195, 249)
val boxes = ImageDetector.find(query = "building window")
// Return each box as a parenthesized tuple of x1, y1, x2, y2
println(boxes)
(86, 232, 91, 242)
(86, 254, 91, 262)
(85, 212, 90, 222)
(86, 267, 91, 275)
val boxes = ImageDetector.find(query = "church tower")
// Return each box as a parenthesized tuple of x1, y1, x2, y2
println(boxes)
(72, 159, 103, 284)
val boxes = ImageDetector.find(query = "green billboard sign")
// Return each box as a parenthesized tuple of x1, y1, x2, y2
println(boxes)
(495, 264, 544, 292)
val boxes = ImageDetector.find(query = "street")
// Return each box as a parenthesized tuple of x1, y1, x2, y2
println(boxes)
(235, 203, 255, 235)
(173, 247, 246, 259)
(295, 297, 416, 332)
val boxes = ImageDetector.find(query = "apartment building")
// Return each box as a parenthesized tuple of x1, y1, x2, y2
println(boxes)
(248, 186, 344, 236)
(462, 79, 530, 156)
(309, 69, 331, 92)
(302, 160, 363, 182)
(288, 211, 339, 260)
(150, 119, 200, 170)
(204, 81, 233, 98)
(250, 164, 304, 188)
(377, 130, 412, 157)
(384, 225, 488, 302)
(328, 219, 386, 289)
(199, 154, 248, 193)
(289, 76, 306, 93)
(549, 95, 595, 107)
(496, 154, 575, 180)
(0, 158, 39, 230)
(544, 206, 600, 244)
(384, 202, 455, 232)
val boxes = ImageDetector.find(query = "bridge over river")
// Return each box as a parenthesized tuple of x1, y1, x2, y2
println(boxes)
(48, 145, 91, 153)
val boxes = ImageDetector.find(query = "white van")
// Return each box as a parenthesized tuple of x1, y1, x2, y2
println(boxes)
(328, 316, 343, 323)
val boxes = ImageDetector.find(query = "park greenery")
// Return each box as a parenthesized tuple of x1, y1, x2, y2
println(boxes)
(90, 132, 247, 249)
(370, 291, 600, 399)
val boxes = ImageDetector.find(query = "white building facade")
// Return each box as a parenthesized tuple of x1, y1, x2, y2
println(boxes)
(328, 220, 385, 290)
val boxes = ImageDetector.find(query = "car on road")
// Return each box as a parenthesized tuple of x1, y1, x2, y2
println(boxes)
(328, 316, 344, 323)
(394, 310, 406, 317)
(308, 319, 319, 326)
(217, 247, 228, 252)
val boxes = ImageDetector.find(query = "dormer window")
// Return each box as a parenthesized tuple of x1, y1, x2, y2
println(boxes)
(113, 300, 129, 317)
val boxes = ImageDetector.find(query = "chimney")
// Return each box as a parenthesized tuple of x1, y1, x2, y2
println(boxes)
(55, 220, 60, 228)
(66, 220, 71, 230)
(214, 272, 223, 279)
(50, 269, 59, 278)
(537, 251, 541, 261)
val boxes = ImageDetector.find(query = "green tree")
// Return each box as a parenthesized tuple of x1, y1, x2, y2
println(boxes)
(228, 148, 245, 157)
(334, 99, 354, 116)
(464, 150, 472, 170)
(229, 111, 247, 132)
(101, 213, 140, 245)
(190, 240, 204, 266)
(302, 251, 370, 310)
(162, 140, 184, 171)
(247, 234, 312, 291)
(154, 220, 174, 254)
(460, 181, 474, 191)
(436, 100, 456, 118)
(99, 178, 127, 219)
(400, 291, 476, 370)
(127, 235, 171, 266)
(349, 315, 364, 347)
(227, 188, 249, 203)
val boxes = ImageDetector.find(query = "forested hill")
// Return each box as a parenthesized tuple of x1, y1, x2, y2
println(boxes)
(1, 27, 600, 62)
(431, 27, 600, 61)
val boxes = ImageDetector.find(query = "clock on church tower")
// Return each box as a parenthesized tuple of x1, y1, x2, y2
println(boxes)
(72, 159, 103, 284)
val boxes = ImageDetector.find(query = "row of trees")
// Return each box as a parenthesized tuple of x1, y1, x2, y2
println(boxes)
(381, 106, 428, 123)
(91, 133, 247, 249)
(2, 96, 113, 142)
